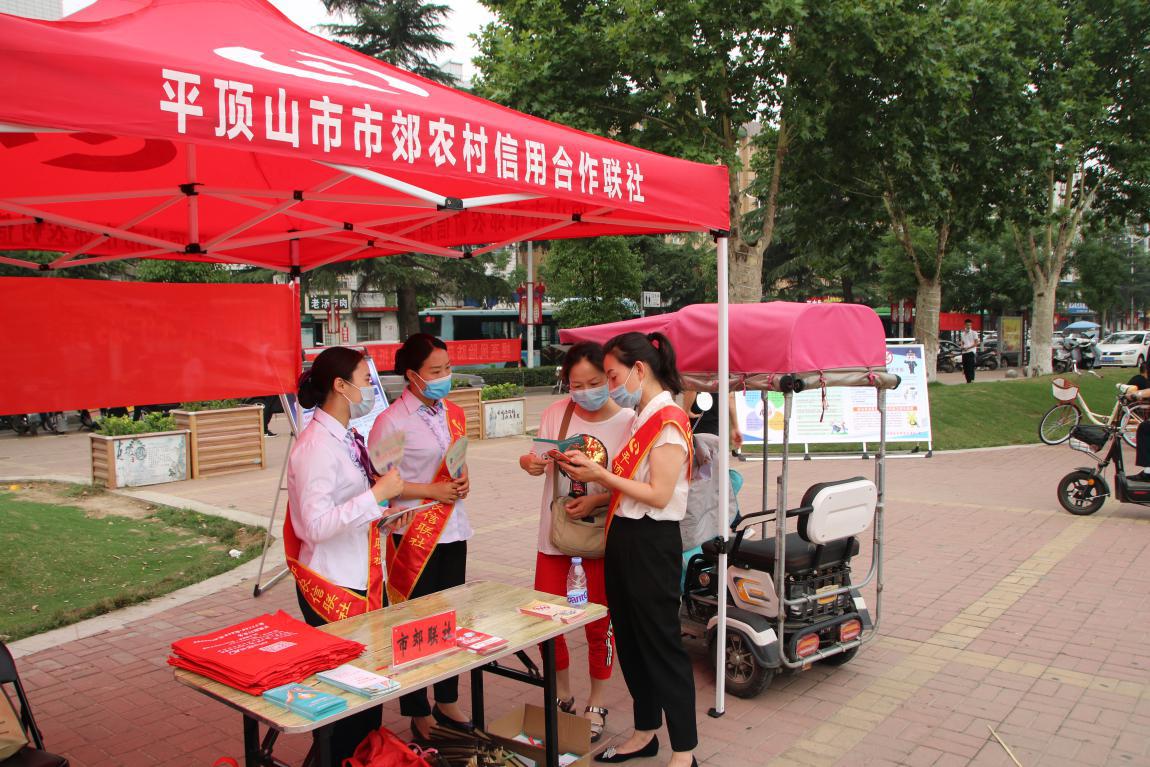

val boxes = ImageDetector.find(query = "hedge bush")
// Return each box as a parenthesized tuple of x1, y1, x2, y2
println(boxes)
(458, 366, 557, 388)
(96, 412, 177, 436)
(481, 383, 525, 401)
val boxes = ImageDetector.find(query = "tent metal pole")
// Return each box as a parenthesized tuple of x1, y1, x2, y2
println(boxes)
(527, 241, 535, 368)
(319, 162, 449, 207)
(253, 429, 292, 598)
(710, 235, 730, 718)
(186, 144, 200, 246)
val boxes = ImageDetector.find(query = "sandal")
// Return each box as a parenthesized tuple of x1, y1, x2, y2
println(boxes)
(585, 706, 608, 743)
(557, 695, 576, 714)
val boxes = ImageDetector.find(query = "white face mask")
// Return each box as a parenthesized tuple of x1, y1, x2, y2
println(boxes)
(341, 383, 376, 420)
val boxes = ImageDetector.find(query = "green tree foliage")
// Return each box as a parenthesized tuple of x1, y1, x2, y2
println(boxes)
(322, 0, 455, 84)
(542, 237, 641, 328)
(1069, 228, 1150, 330)
(997, 0, 1150, 373)
(474, 0, 804, 303)
(632, 236, 716, 310)
(133, 260, 232, 283)
(782, 0, 1038, 379)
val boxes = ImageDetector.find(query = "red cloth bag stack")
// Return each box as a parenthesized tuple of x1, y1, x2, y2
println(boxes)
(169, 610, 366, 695)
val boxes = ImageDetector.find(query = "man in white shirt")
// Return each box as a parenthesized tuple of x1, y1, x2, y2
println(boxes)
(960, 319, 979, 383)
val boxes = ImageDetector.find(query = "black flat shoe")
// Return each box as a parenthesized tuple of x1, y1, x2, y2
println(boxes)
(410, 718, 433, 746)
(432, 704, 474, 732)
(594, 734, 658, 763)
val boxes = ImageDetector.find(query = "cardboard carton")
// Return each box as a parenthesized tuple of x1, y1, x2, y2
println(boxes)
(487, 703, 593, 767)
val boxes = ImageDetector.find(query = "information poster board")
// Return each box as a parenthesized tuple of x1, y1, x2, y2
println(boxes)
(735, 344, 932, 446)
(295, 356, 389, 435)
(483, 399, 526, 439)
(114, 433, 189, 486)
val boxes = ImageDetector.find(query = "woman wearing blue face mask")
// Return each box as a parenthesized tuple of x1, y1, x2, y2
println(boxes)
(368, 333, 473, 743)
(519, 342, 635, 742)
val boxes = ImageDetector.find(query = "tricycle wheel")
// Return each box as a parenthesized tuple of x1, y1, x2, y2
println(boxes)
(1057, 470, 1105, 515)
(821, 646, 859, 666)
(710, 629, 774, 699)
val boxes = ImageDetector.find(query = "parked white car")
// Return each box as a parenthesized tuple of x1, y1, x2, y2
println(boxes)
(1097, 331, 1150, 368)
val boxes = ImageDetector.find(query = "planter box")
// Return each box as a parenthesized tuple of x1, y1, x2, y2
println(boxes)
(480, 397, 526, 439)
(445, 388, 482, 440)
(90, 431, 190, 489)
(173, 405, 267, 478)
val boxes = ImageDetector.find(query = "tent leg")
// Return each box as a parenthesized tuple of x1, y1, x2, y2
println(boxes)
(709, 236, 730, 719)
(253, 427, 293, 597)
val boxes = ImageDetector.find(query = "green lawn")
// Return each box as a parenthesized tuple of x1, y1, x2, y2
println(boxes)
(0, 486, 261, 640)
(744, 368, 1138, 453)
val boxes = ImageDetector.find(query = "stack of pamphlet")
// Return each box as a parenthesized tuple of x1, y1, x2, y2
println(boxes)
(261, 683, 347, 720)
(168, 610, 366, 695)
(316, 664, 402, 698)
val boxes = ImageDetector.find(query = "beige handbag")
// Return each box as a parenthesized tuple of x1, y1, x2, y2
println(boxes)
(548, 401, 608, 558)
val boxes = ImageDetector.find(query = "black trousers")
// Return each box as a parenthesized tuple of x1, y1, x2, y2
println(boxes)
(1136, 420, 1150, 467)
(295, 585, 383, 763)
(392, 537, 468, 717)
(962, 352, 976, 383)
(604, 516, 697, 752)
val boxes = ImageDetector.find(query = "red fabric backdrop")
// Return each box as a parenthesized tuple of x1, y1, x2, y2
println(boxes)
(0, 278, 300, 412)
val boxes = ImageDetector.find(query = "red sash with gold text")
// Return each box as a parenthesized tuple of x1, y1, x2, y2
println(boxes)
(606, 405, 693, 531)
(385, 400, 467, 603)
(284, 504, 385, 624)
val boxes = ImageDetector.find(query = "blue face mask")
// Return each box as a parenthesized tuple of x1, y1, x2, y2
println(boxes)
(609, 367, 642, 409)
(571, 384, 610, 412)
(415, 372, 452, 402)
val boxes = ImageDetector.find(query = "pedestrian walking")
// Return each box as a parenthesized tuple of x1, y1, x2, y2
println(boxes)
(960, 319, 979, 383)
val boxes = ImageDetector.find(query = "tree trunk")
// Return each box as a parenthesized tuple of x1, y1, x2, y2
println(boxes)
(914, 276, 942, 382)
(728, 122, 787, 304)
(396, 283, 419, 340)
(841, 274, 854, 304)
(1030, 275, 1058, 376)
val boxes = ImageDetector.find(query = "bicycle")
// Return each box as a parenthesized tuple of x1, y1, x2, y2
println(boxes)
(1038, 377, 1150, 446)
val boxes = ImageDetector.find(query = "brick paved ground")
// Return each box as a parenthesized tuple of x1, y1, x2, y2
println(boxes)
(2, 397, 1149, 767)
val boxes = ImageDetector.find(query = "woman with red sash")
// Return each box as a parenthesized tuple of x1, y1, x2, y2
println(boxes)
(519, 342, 635, 743)
(369, 333, 473, 743)
(564, 332, 697, 767)
(284, 346, 405, 762)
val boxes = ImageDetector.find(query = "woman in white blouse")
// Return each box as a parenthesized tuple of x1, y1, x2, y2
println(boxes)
(564, 332, 697, 767)
(285, 346, 404, 763)
(369, 333, 472, 743)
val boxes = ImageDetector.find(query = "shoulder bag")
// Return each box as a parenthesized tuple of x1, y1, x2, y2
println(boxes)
(548, 401, 608, 559)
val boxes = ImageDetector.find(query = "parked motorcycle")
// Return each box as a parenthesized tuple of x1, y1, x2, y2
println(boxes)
(1054, 336, 1099, 373)
(1057, 403, 1150, 515)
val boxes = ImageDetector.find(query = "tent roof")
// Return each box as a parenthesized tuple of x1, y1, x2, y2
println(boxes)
(560, 302, 898, 390)
(0, 0, 729, 273)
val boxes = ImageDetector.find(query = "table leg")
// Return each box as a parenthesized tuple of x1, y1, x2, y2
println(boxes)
(471, 667, 486, 731)
(314, 724, 333, 767)
(243, 715, 260, 767)
(541, 638, 559, 767)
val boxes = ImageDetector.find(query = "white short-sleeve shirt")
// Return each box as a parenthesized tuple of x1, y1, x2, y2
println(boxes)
(534, 399, 636, 555)
(368, 388, 473, 543)
(612, 391, 691, 523)
(286, 408, 383, 590)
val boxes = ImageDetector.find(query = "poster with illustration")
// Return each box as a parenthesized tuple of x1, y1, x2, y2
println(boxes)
(734, 344, 932, 445)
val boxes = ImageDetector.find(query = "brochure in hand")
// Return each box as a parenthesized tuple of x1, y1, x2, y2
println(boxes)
(445, 436, 468, 478)
(530, 435, 586, 457)
(370, 431, 405, 476)
(316, 664, 401, 698)
(262, 683, 348, 721)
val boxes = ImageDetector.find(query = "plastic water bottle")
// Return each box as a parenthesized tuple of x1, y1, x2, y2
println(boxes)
(566, 557, 588, 607)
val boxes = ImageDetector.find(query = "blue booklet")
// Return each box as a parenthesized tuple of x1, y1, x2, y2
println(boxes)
(261, 683, 347, 720)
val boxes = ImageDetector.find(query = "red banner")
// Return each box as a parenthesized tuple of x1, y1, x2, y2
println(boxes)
(307, 339, 520, 371)
(0, 278, 299, 413)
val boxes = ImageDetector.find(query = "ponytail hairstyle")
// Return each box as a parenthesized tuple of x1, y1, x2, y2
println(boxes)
(394, 333, 448, 381)
(560, 341, 606, 383)
(298, 346, 365, 409)
(603, 331, 683, 395)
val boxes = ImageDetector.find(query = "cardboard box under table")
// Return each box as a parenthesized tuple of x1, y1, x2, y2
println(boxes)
(174, 581, 606, 767)
(488, 704, 592, 767)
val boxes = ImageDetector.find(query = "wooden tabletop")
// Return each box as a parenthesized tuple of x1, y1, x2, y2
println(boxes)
(174, 580, 607, 734)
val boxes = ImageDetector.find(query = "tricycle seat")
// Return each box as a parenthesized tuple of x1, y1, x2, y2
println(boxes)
(703, 533, 859, 573)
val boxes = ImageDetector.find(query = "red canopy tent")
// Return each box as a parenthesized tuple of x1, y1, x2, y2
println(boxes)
(0, 0, 728, 271)
(0, 0, 729, 414)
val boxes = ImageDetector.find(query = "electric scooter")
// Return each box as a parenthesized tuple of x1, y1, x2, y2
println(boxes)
(1057, 410, 1150, 515)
